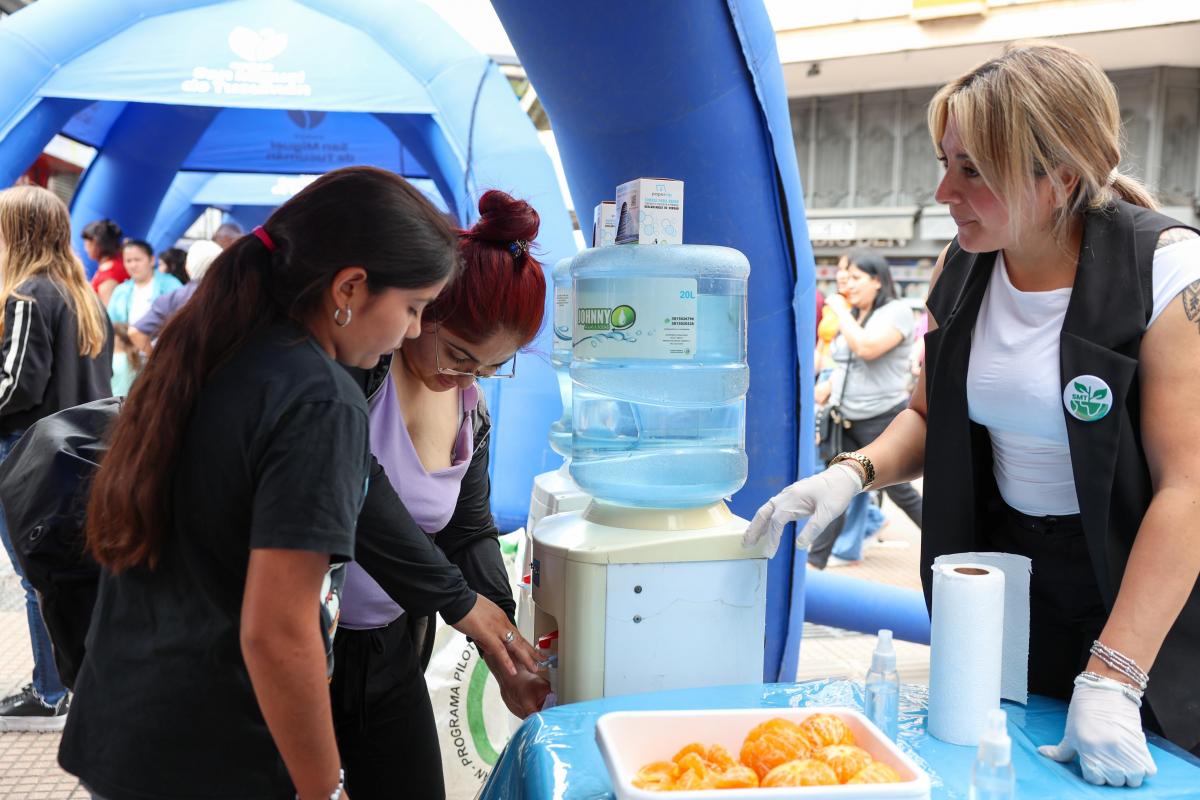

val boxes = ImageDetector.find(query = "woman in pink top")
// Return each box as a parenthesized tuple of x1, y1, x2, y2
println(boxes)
(333, 191, 550, 799)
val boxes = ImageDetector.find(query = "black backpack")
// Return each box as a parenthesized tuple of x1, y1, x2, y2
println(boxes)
(0, 398, 116, 689)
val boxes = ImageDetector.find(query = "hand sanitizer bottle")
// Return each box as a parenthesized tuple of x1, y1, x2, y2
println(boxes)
(969, 709, 1015, 800)
(865, 628, 899, 740)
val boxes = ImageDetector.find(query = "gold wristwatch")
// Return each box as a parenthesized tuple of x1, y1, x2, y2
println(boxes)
(829, 451, 876, 489)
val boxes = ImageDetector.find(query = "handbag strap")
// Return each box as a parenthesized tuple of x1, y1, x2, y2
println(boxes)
(832, 305, 874, 410)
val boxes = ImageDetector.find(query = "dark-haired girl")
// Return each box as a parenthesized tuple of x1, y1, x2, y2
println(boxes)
(82, 219, 127, 305)
(156, 247, 189, 285)
(106, 240, 182, 325)
(59, 167, 513, 800)
(805, 248, 922, 569)
(332, 190, 552, 798)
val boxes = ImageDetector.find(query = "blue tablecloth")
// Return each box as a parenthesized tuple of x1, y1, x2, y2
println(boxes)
(480, 680, 1200, 799)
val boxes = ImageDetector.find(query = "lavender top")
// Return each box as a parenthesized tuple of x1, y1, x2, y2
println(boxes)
(339, 370, 478, 630)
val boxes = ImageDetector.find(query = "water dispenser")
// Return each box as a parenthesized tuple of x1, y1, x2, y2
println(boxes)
(530, 244, 768, 704)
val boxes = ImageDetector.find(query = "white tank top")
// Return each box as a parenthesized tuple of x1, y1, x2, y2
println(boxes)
(967, 239, 1200, 516)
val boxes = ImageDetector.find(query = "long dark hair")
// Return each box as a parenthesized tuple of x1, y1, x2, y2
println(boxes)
(845, 248, 897, 314)
(427, 190, 546, 346)
(87, 167, 459, 572)
(158, 247, 189, 284)
(82, 218, 123, 261)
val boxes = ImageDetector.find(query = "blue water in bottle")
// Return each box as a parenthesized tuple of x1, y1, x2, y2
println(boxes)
(569, 245, 749, 507)
(548, 257, 574, 458)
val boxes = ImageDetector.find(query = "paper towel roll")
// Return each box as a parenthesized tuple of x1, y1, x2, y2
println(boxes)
(934, 552, 1031, 704)
(928, 562, 1005, 746)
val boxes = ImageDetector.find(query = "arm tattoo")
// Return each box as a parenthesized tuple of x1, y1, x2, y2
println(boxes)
(1157, 227, 1199, 249)
(1183, 280, 1200, 333)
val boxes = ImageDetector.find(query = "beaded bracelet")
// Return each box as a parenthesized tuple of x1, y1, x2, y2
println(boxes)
(1090, 640, 1150, 691)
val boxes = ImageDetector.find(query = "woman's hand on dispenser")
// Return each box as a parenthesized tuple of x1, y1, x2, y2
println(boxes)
(742, 464, 863, 557)
(451, 593, 541, 676)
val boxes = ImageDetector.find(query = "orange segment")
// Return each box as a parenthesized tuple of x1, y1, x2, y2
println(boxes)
(814, 744, 874, 783)
(848, 761, 903, 784)
(799, 713, 856, 748)
(705, 744, 736, 771)
(710, 764, 759, 788)
(761, 758, 840, 787)
(672, 742, 707, 763)
(632, 760, 677, 791)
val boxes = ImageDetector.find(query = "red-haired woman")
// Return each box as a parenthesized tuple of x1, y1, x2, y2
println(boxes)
(60, 167, 471, 800)
(332, 190, 551, 798)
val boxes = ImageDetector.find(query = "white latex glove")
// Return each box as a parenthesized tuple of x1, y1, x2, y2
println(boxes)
(742, 463, 863, 558)
(1038, 673, 1157, 788)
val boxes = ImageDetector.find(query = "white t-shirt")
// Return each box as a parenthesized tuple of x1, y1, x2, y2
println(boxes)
(967, 237, 1200, 516)
(129, 281, 156, 328)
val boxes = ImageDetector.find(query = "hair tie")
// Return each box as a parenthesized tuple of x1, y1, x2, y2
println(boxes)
(508, 240, 529, 259)
(252, 225, 277, 253)
(1106, 168, 1119, 188)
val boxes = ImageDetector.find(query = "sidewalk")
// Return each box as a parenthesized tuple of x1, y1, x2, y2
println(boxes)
(796, 493, 930, 685)
(0, 495, 926, 798)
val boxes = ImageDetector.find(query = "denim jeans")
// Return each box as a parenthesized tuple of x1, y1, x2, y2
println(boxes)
(0, 430, 68, 705)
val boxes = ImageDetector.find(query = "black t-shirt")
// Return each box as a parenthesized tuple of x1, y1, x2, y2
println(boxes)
(59, 324, 370, 800)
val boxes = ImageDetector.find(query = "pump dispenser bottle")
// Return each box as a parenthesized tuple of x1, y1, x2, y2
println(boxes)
(865, 628, 900, 740)
(969, 709, 1015, 800)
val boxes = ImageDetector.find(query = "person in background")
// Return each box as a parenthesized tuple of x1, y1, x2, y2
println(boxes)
(814, 251, 895, 567)
(127, 239, 222, 354)
(747, 41, 1200, 777)
(333, 190, 551, 798)
(0, 186, 112, 731)
(156, 247, 188, 285)
(212, 221, 244, 250)
(81, 219, 126, 305)
(106, 240, 182, 325)
(58, 167, 478, 800)
(803, 248, 923, 570)
(110, 323, 143, 397)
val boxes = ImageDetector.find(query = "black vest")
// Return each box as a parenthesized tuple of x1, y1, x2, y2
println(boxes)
(922, 200, 1200, 750)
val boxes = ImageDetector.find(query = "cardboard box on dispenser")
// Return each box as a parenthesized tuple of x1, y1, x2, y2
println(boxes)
(592, 201, 616, 247)
(614, 178, 683, 245)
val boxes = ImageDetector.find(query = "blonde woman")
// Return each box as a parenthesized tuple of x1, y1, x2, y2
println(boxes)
(0, 186, 112, 730)
(746, 41, 1200, 782)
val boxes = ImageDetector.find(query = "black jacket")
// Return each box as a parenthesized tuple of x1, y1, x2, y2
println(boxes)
(922, 200, 1200, 749)
(347, 355, 515, 628)
(0, 276, 112, 436)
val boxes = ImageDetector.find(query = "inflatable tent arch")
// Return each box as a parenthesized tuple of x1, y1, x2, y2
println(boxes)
(493, 0, 817, 680)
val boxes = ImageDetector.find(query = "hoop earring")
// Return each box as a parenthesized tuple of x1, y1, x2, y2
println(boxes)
(334, 307, 352, 327)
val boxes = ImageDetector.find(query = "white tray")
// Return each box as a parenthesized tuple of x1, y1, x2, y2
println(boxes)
(595, 706, 931, 799)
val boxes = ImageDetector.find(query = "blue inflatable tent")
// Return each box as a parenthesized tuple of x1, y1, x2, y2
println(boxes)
(0, 0, 577, 532)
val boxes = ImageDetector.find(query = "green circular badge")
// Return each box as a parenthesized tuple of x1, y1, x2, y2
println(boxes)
(1063, 375, 1112, 422)
(610, 304, 636, 330)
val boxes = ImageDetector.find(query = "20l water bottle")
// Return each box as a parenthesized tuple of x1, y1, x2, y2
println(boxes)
(569, 244, 749, 507)
(548, 257, 574, 457)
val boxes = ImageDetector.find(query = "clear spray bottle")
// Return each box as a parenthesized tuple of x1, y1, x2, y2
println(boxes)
(864, 628, 899, 740)
(969, 709, 1015, 800)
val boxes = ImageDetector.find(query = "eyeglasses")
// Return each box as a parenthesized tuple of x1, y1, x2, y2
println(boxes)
(433, 323, 517, 380)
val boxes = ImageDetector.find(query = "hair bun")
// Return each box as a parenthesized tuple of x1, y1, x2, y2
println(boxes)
(468, 190, 540, 249)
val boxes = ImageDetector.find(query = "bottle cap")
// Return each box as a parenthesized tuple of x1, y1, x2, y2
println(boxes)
(871, 628, 896, 672)
(977, 708, 1011, 766)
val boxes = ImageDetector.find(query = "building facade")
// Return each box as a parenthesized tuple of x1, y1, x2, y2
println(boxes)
(770, 0, 1200, 297)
